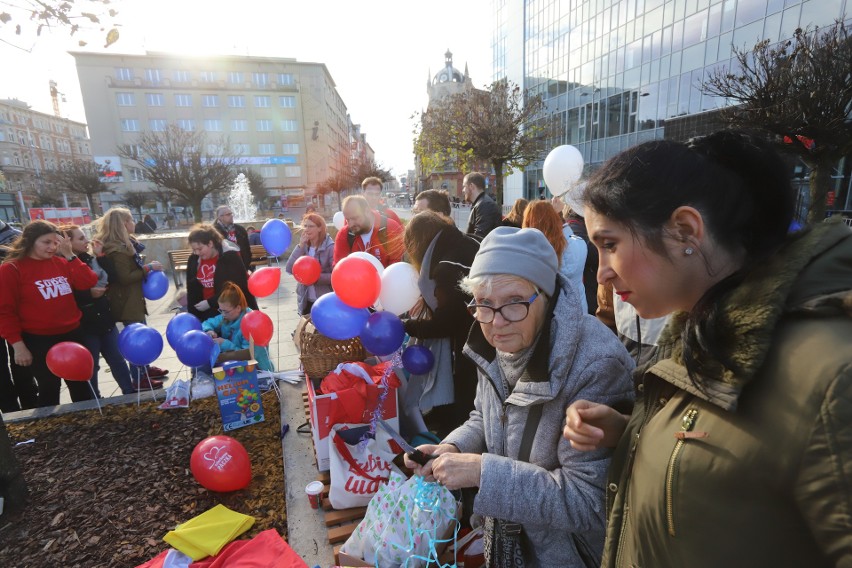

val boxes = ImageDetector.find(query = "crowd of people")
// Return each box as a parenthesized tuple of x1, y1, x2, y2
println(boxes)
(1, 130, 850, 565)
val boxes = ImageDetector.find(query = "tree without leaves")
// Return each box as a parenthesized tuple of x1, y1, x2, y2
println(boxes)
(702, 21, 852, 223)
(414, 78, 550, 205)
(123, 192, 149, 217)
(44, 159, 109, 215)
(317, 171, 356, 210)
(117, 125, 239, 223)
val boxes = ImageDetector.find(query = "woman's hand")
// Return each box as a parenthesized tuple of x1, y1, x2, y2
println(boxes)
(563, 400, 629, 451)
(56, 234, 73, 259)
(12, 341, 32, 366)
(194, 300, 210, 312)
(90, 286, 107, 299)
(213, 337, 225, 345)
(205, 330, 218, 339)
(431, 452, 482, 490)
(148, 261, 163, 271)
(404, 443, 459, 479)
(299, 231, 310, 247)
(91, 239, 103, 256)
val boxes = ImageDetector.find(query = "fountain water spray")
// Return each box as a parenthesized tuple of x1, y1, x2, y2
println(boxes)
(228, 173, 257, 222)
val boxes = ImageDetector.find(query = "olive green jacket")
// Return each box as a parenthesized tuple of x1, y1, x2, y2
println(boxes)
(603, 220, 852, 568)
(101, 249, 147, 323)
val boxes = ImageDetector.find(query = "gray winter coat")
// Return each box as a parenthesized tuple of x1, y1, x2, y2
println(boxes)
(443, 276, 635, 567)
(285, 235, 334, 315)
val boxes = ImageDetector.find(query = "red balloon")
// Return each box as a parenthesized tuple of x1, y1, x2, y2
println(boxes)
(331, 256, 381, 309)
(292, 256, 321, 285)
(248, 266, 281, 298)
(46, 341, 94, 382)
(190, 435, 252, 492)
(240, 310, 274, 347)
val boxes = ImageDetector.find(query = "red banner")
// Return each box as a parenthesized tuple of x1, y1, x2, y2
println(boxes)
(29, 207, 92, 226)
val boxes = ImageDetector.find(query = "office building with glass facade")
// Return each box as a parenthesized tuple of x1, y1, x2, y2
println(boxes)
(493, 0, 850, 212)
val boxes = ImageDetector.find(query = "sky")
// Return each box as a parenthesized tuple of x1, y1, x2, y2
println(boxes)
(0, 0, 494, 178)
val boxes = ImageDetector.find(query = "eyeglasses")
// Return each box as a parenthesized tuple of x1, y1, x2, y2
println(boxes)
(218, 306, 238, 314)
(467, 293, 539, 324)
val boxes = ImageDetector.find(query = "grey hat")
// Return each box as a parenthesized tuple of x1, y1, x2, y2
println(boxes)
(469, 226, 558, 296)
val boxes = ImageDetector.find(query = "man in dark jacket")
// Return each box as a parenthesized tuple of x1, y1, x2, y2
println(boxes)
(463, 172, 501, 240)
(213, 206, 251, 270)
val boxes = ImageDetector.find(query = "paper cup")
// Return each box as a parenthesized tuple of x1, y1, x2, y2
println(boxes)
(306, 481, 324, 509)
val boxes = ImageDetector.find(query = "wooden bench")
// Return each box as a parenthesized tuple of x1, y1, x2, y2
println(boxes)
(249, 244, 273, 269)
(166, 249, 193, 287)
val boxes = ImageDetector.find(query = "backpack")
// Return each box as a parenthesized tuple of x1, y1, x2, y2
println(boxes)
(347, 212, 389, 253)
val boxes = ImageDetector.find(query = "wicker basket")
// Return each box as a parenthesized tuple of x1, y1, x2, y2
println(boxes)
(297, 316, 367, 379)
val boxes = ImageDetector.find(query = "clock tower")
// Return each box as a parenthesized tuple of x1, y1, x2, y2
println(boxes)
(426, 49, 473, 102)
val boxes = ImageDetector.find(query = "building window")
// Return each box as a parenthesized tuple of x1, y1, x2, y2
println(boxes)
(284, 166, 301, 177)
(123, 143, 142, 157)
(228, 95, 246, 108)
(278, 73, 294, 85)
(260, 166, 277, 178)
(231, 119, 248, 131)
(149, 119, 167, 131)
(177, 119, 195, 131)
(256, 119, 273, 131)
(116, 67, 133, 81)
(207, 144, 222, 154)
(173, 70, 191, 82)
(174, 94, 193, 107)
(129, 167, 146, 182)
(281, 119, 298, 131)
(200, 71, 216, 82)
(254, 95, 271, 108)
(253, 72, 269, 86)
(204, 119, 223, 131)
(233, 143, 251, 155)
(228, 71, 243, 84)
(116, 92, 135, 106)
(121, 119, 140, 132)
(201, 94, 219, 107)
(279, 95, 296, 108)
(282, 143, 299, 154)
(146, 93, 164, 106)
(145, 68, 162, 84)
(258, 143, 275, 155)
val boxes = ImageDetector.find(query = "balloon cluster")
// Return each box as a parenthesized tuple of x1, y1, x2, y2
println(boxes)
(165, 313, 211, 367)
(307, 256, 435, 375)
(236, 389, 259, 413)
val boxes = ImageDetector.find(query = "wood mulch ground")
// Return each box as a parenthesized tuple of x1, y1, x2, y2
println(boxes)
(0, 391, 286, 568)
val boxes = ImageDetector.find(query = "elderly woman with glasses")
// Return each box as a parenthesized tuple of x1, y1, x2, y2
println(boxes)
(285, 213, 334, 315)
(405, 227, 634, 567)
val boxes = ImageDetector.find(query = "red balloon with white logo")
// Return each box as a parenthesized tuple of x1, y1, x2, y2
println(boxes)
(190, 435, 252, 492)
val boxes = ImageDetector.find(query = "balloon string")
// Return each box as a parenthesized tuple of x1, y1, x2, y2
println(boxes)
(360, 348, 403, 449)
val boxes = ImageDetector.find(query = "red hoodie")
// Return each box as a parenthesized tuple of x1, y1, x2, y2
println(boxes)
(0, 256, 98, 343)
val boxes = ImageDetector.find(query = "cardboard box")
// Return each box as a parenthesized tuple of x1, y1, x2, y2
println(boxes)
(305, 375, 398, 472)
(212, 360, 265, 431)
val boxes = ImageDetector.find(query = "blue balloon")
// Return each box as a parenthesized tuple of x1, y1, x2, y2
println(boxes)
(402, 345, 435, 375)
(175, 330, 214, 368)
(359, 311, 405, 356)
(118, 323, 145, 354)
(260, 218, 292, 257)
(210, 342, 221, 369)
(166, 313, 202, 349)
(310, 292, 369, 340)
(119, 325, 164, 366)
(142, 270, 169, 301)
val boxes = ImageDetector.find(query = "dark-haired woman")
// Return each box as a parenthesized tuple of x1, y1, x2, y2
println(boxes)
(562, 131, 852, 567)
(0, 220, 98, 406)
(186, 224, 257, 322)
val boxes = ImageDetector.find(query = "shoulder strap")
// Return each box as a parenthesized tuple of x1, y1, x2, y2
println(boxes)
(348, 213, 389, 252)
(517, 403, 543, 463)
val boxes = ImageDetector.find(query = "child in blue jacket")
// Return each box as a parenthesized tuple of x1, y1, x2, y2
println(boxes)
(201, 282, 273, 371)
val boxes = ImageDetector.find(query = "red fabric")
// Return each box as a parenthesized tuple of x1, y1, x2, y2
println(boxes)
(319, 361, 401, 425)
(189, 529, 307, 568)
(197, 257, 217, 300)
(0, 256, 96, 344)
(135, 549, 168, 568)
(332, 209, 404, 267)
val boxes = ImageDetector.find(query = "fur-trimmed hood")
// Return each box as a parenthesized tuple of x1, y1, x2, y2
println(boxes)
(653, 219, 852, 411)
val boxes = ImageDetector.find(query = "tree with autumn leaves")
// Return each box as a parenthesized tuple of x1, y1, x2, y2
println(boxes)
(414, 78, 550, 205)
(703, 21, 852, 224)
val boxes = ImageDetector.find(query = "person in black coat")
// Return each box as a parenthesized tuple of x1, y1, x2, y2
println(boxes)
(463, 172, 501, 240)
(186, 224, 258, 322)
(213, 206, 252, 270)
(134, 214, 157, 234)
(402, 211, 480, 437)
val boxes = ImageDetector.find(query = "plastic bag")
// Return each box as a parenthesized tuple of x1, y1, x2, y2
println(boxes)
(192, 371, 216, 400)
(159, 378, 191, 410)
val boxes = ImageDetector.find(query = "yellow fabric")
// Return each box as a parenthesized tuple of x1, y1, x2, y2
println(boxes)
(162, 504, 255, 561)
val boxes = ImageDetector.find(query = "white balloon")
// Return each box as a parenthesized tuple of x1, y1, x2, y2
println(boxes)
(332, 211, 345, 231)
(348, 251, 384, 276)
(543, 145, 584, 197)
(379, 262, 420, 315)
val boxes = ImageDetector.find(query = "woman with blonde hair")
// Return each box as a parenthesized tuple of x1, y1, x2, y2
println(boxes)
(523, 200, 588, 312)
(94, 207, 168, 387)
(285, 213, 334, 315)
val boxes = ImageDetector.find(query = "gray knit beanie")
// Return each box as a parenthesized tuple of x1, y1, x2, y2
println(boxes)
(469, 226, 558, 296)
